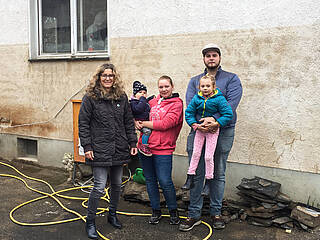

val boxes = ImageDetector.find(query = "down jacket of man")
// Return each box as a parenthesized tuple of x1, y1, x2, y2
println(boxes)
(78, 93, 137, 167)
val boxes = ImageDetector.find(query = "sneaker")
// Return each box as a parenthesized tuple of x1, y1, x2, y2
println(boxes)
(181, 174, 194, 191)
(212, 215, 225, 229)
(149, 209, 162, 224)
(138, 143, 152, 156)
(178, 217, 201, 232)
(169, 209, 180, 225)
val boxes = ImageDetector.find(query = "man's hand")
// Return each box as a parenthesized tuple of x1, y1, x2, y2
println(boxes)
(198, 117, 219, 133)
(85, 151, 94, 161)
(131, 147, 138, 155)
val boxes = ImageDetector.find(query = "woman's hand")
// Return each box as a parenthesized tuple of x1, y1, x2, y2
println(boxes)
(135, 120, 143, 130)
(131, 147, 138, 155)
(85, 151, 94, 161)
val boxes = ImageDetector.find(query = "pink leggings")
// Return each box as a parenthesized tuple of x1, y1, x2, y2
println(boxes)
(187, 129, 220, 179)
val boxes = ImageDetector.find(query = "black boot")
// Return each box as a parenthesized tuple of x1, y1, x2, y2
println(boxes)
(169, 209, 180, 225)
(181, 174, 194, 190)
(108, 210, 122, 229)
(85, 218, 98, 239)
(201, 179, 211, 196)
(149, 209, 162, 224)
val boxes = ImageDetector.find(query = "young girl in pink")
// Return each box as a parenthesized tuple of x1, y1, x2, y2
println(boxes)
(182, 74, 233, 195)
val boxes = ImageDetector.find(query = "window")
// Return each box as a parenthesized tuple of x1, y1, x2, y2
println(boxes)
(17, 138, 38, 159)
(29, 0, 109, 60)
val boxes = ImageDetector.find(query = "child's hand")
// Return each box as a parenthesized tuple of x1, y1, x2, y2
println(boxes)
(135, 90, 147, 100)
(192, 123, 199, 131)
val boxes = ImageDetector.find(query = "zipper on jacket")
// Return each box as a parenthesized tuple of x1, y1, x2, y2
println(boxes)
(202, 99, 208, 117)
(201, 90, 218, 117)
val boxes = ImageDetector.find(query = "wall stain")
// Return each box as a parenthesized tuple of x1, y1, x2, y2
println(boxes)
(1, 25, 320, 174)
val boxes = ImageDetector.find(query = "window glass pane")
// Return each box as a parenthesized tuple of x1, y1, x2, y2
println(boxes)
(41, 0, 71, 53)
(77, 0, 108, 52)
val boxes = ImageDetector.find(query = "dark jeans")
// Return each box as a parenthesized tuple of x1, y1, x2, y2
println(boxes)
(187, 127, 235, 218)
(87, 165, 123, 220)
(139, 153, 177, 211)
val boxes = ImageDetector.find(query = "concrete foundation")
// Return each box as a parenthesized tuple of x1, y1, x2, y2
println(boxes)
(1, 132, 319, 208)
(173, 154, 320, 209)
(0, 133, 73, 168)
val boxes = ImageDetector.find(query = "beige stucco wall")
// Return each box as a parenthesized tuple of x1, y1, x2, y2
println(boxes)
(1, 23, 320, 174)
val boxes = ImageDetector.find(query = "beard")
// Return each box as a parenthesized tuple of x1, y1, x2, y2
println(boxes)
(204, 60, 220, 71)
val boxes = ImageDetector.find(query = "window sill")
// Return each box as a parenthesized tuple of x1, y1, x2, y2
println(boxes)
(28, 54, 110, 62)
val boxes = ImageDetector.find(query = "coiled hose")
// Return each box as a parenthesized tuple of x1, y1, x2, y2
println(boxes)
(0, 161, 213, 240)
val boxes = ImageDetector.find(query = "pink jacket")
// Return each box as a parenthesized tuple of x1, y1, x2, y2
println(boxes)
(140, 93, 183, 155)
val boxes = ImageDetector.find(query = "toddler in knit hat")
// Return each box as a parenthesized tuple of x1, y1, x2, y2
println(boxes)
(130, 81, 154, 156)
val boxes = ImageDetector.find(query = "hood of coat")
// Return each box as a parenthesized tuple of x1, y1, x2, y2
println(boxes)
(197, 88, 222, 99)
(155, 92, 180, 102)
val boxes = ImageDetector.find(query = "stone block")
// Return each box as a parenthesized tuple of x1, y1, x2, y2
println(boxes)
(290, 206, 320, 228)
(238, 176, 281, 199)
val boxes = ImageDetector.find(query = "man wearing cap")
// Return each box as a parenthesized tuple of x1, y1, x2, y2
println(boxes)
(179, 44, 242, 231)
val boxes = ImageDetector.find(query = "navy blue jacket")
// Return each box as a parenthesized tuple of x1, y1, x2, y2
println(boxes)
(186, 67, 242, 128)
(130, 96, 150, 120)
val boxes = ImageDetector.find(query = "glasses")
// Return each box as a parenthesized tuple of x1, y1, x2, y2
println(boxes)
(101, 74, 115, 79)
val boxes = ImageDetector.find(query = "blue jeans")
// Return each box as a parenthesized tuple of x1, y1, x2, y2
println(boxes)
(139, 153, 177, 211)
(187, 127, 235, 218)
(87, 165, 123, 220)
(141, 127, 151, 144)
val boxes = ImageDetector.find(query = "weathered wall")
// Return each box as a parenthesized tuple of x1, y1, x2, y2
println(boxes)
(0, 0, 28, 45)
(109, 0, 320, 37)
(0, 0, 320, 175)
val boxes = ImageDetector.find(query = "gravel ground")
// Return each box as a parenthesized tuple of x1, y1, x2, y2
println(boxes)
(1, 158, 319, 240)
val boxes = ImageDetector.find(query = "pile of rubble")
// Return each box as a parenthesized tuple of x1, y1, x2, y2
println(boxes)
(122, 176, 320, 232)
(233, 176, 320, 232)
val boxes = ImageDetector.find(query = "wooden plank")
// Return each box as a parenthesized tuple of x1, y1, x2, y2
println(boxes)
(72, 100, 85, 163)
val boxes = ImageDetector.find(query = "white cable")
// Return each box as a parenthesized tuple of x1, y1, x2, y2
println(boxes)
(79, 176, 94, 194)
(1, 83, 87, 129)
(75, 165, 132, 194)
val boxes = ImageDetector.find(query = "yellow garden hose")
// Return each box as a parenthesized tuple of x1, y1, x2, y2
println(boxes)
(0, 161, 213, 240)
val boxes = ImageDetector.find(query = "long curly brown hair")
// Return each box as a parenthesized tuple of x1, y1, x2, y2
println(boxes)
(86, 63, 125, 100)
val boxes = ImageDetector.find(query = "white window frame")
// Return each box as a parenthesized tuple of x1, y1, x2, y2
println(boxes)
(29, 0, 110, 60)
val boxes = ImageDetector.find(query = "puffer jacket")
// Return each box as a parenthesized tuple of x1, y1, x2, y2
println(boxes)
(78, 93, 137, 166)
(185, 88, 233, 127)
(186, 66, 242, 128)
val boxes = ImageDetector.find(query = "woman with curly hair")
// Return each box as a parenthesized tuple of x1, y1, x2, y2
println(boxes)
(78, 63, 138, 239)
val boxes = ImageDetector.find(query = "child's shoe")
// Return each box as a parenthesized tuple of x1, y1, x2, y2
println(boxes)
(138, 143, 152, 156)
(181, 174, 194, 190)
